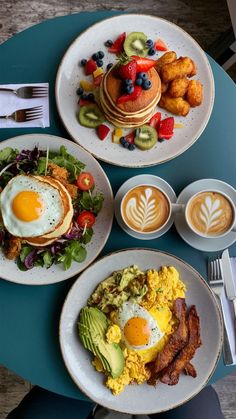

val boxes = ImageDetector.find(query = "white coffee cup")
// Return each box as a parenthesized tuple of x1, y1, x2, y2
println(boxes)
(120, 184, 178, 235)
(184, 189, 236, 239)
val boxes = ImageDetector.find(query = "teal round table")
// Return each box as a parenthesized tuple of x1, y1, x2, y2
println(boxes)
(0, 11, 236, 400)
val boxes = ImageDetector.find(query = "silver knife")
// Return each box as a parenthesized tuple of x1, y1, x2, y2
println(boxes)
(221, 249, 236, 330)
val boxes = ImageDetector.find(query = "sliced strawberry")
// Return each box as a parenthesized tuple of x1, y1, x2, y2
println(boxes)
(131, 55, 156, 72)
(118, 59, 137, 83)
(79, 98, 91, 106)
(155, 38, 168, 51)
(93, 74, 103, 87)
(124, 131, 135, 144)
(108, 32, 126, 54)
(85, 59, 97, 75)
(97, 124, 110, 140)
(116, 86, 142, 105)
(158, 117, 174, 139)
(149, 112, 161, 130)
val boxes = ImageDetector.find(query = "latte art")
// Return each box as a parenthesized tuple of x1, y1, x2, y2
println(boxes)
(187, 192, 234, 236)
(121, 186, 170, 233)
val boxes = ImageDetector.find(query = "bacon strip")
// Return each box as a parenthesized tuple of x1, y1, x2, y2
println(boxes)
(184, 362, 197, 378)
(148, 298, 188, 385)
(160, 305, 201, 385)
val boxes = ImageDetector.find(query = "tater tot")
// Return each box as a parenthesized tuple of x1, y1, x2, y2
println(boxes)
(168, 77, 189, 98)
(189, 60, 197, 77)
(155, 51, 177, 73)
(159, 94, 190, 116)
(161, 82, 169, 94)
(161, 57, 194, 83)
(186, 80, 203, 107)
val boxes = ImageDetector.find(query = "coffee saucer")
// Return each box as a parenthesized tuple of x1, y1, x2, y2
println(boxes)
(114, 175, 176, 240)
(174, 178, 236, 251)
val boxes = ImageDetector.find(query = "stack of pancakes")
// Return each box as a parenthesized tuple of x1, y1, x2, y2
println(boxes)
(100, 66, 162, 128)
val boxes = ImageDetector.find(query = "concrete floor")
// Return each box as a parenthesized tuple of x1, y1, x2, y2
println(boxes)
(0, 0, 236, 418)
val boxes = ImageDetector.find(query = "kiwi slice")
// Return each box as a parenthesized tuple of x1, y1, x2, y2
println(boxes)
(79, 104, 105, 128)
(124, 32, 149, 57)
(134, 125, 157, 150)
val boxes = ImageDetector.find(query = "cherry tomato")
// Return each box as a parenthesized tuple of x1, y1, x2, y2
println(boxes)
(77, 211, 96, 228)
(77, 172, 94, 191)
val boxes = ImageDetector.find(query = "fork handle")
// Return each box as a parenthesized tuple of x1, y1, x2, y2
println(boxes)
(0, 88, 14, 93)
(0, 115, 8, 119)
(218, 296, 234, 365)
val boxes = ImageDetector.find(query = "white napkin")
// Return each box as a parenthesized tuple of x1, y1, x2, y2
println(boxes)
(0, 83, 49, 128)
(221, 257, 236, 364)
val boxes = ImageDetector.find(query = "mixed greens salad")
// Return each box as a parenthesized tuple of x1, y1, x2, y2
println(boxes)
(0, 145, 104, 271)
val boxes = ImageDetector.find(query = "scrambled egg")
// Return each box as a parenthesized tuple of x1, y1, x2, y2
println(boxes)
(106, 324, 121, 344)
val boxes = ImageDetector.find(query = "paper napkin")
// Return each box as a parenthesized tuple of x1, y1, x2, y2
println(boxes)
(221, 257, 236, 364)
(0, 83, 49, 128)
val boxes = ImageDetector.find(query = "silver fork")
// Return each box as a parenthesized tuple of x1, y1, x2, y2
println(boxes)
(0, 106, 43, 122)
(0, 86, 48, 98)
(208, 257, 234, 365)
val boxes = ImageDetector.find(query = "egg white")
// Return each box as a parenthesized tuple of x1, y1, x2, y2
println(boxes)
(118, 301, 164, 350)
(0, 175, 64, 237)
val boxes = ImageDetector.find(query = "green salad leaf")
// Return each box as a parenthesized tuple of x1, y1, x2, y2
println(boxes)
(0, 147, 18, 164)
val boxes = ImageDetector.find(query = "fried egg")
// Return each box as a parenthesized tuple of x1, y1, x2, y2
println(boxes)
(118, 301, 164, 350)
(0, 175, 64, 237)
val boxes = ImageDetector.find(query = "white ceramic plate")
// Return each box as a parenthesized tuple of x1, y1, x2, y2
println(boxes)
(60, 249, 222, 414)
(55, 14, 214, 168)
(115, 174, 176, 239)
(175, 179, 236, 252)
(0, 134, 113, 285)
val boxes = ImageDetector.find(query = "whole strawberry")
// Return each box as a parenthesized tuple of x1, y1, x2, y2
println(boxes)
(118, 57, 137, 83)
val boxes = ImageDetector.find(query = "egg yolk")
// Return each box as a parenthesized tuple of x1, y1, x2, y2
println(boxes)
(12, 191, 44, 221)
(124, 317, 150, 346)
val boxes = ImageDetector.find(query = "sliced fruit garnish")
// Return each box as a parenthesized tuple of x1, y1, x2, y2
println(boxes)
(93, 74, 103, 87)
(134, 125, 157, 150)
(85, 59, 97, 75)
(155, 38, 168, 51)
(149, 112, 161, 130)
(124, 131, 135, 144)
(97, 124, 110, 140)
(77, 172, 95, 191)
(131, 56, 156, 72)
(93, 67, 104, 78)
(117, 56, 137, 83)
(174, 122, 184, 128)
(158, 116, 174, 140)
(108, 32, 126, 54)
(116, 85, 142, 105)
(78, 103, 105, 128)
(124, 32, 149, 57)
(112, 128, 123, 143)
(79, 98, 92, 107)
(80, 80, 95, 91)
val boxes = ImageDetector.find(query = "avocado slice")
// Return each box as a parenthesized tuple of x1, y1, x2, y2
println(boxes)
(78, 307, 124, 378)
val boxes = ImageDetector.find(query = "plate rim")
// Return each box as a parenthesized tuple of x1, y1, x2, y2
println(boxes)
(55, 13, 215, 168)
(0, 133, 114, 285)
(59, 247, 223, 414)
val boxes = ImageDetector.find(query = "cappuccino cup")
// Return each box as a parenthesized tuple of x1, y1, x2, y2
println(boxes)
(120, 184, 176, 234)
(185, 189, 236, 238)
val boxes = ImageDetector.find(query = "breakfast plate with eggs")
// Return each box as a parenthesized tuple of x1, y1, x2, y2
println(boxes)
(0, 134, 113, 285)
(59, 248, 223, 414)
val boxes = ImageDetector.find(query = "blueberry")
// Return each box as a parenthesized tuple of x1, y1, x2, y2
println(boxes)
(124, 79, 133, 86)
(126, 85, 134, 94)
(123, 141, 129, 149)
(98, 51, 105, 59)
(137, 72, 148, 80)
(96, 59, 103, 67)
(81, 93, 88, 100)
(142, 79, 152, 90)
(128, 143, 136, 151)
(148, 47, 156, 56)
(146, 39, 154, 47)
(105, 39, 113, 47)
(92, 52, 99, 61)
(76, 87, 84, 96)
(120, 136, 126, 145)
(107, 63, 113, 70)
(158, 138, 165, 142)
(87, 93, 95, 101)
(135, 77, 143, 86)
(80, 59, 87, 66)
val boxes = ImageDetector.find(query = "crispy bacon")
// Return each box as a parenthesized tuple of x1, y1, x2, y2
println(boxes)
(160, 305, 201, 385)
(148, 298, 188, 385)
(184, 362, 197, 378)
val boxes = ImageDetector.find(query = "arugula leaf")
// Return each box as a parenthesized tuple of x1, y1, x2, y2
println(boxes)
(49, 145, 85, 182)
(78, 191, 104, 214)
(92, 193, 104, 215)
(19, 245, 33, 262)
(0, 147, 18, 164)
(57, 240, 87, 270)
(82, 227, 93, 244)
(35, 157, 47, 175)
(42, 250, 53, 268)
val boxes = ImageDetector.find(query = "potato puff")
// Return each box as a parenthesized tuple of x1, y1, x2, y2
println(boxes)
(159, 94, 190, 116)
(161, 57, 194, 83)
(161, 82, 169, 94)
(155, 51, 177, 73)
(168, 77, 189, 98)
(189, 60, 197, 77)
(186, 80, 203, 107)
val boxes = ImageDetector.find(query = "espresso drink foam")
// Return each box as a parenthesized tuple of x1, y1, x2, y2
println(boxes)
(121, 185, 170, 233)
(187, 191, 234, 236)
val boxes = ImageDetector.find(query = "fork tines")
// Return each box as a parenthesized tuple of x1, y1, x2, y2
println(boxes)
(31, 86, 48, 98)
(208, 257, 223, 284)
(25, 105, 43, 121)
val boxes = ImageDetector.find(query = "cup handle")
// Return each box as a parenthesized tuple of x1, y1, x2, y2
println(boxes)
(172, 203, 185, 215)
